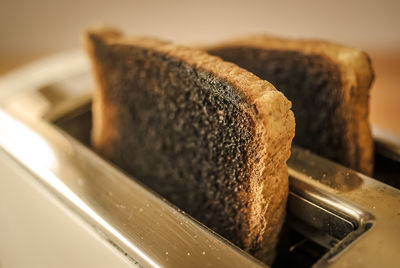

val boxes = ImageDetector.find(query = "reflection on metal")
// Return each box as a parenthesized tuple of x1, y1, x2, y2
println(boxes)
(373, 126, 400, 163)
(289, 149, 364, 192)
(0, 51, 399, 268)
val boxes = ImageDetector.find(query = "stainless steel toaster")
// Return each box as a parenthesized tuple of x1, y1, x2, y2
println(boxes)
(0, 50, 399, 268)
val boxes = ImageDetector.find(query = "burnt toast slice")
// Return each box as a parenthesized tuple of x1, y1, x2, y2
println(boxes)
(86, 28, 295, 263)
(207, 35, 374, 175)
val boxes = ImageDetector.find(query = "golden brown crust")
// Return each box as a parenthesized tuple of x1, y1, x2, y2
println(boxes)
(208, 35, 374, 175)
(86, 28, 295, 263)
(85, 27, 122, 157)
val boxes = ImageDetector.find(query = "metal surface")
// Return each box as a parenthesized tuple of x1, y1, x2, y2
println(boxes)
(373, 126, 400, 163)
(0, 51, 399, 268)
(288, 149, 400, 267)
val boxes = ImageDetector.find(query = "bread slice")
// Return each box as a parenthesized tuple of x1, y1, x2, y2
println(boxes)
(85, 28, 295, 263)
(207, 35, 374, 175)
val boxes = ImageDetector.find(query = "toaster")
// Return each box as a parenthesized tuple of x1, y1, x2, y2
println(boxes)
(0, 50, 399, 268)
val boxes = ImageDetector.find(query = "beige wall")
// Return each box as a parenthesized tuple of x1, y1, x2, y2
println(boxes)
(1, 0, 399, 58)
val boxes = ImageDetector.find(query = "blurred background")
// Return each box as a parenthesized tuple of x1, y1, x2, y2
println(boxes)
(1, 0, 399, 133)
